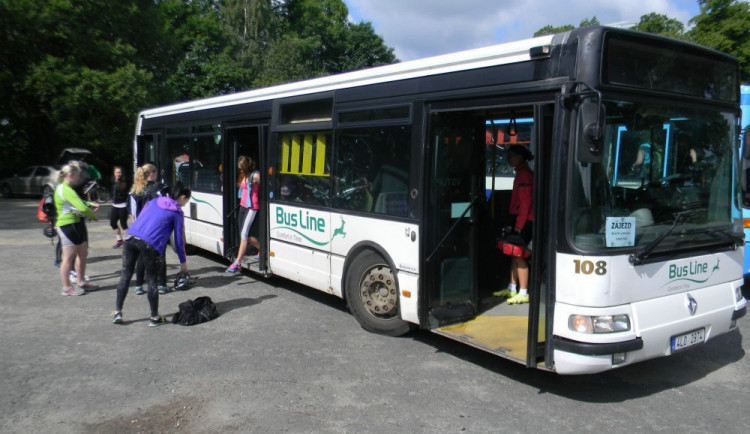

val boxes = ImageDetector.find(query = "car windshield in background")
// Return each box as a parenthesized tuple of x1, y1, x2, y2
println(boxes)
(569, 99, 740, 253)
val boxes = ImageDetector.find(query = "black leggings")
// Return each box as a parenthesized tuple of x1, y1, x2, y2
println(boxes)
(115, 237, 164, 317)
(109, 206, 129, 231)
(135, 253, 166, 287)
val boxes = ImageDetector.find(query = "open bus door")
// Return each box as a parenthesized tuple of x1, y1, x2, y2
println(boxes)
(224, 123, 268, 272)
(136, 132, 161, 173)
(424, 109, 483, 324)
(424, 104, 551, 368)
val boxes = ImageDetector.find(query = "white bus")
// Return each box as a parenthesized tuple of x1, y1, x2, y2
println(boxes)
(134, 26, 746, 374)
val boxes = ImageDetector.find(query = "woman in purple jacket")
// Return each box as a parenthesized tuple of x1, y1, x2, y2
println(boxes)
(112, 183, 190, 326)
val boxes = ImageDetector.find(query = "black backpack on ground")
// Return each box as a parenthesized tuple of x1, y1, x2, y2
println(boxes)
(172, 296, 219, 326)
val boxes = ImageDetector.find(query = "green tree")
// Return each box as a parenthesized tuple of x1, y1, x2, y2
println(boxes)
(0, 0, 166, 174)
(688, 0, 750, 82)
(534, 24, 575, 37)
(160, 0, 255, 99)
(0, 0, 397, 176)
(632, 13, 686, 39)
(534, 17, 599, 37)
(252, 0, 396, 87)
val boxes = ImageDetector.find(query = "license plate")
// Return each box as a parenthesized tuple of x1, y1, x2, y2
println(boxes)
(671, 328, 705, 352)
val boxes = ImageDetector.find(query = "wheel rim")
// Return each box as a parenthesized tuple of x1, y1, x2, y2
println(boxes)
(358, 264, 398, 319)
(42, 185, 53, 196)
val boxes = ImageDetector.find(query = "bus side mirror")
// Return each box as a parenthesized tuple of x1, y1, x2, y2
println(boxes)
(577, 100, 605, 164)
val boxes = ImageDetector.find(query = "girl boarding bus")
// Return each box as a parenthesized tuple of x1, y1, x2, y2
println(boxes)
(134, 26, 746, 374)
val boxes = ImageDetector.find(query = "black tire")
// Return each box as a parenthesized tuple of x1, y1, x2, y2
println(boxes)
(1, 184, 12, 198)
(42, 184, 54, 197)
(96, 186, 110, 203)
(345, 249, 413, 337)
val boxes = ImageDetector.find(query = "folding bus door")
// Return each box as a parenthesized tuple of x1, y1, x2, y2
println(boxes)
(224, 124, 267, 270)
(424, 110, 484, 324)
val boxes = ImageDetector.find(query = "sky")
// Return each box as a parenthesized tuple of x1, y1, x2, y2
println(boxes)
(344, 0, 703, 61)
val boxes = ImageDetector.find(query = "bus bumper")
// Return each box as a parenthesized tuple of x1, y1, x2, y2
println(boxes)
(551, 282, 746, 375)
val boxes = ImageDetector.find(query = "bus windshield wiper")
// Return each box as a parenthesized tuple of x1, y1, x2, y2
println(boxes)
(629, 210, 698, 265)
(703, 227, 744, 249)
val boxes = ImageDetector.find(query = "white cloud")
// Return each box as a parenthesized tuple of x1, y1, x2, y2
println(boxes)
(345, 0, 701, 60)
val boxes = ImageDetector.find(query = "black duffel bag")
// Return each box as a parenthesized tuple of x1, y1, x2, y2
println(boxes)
(172, 296, 219, 326)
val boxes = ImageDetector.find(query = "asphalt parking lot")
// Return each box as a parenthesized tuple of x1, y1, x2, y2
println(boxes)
(1, 197, 749, 433)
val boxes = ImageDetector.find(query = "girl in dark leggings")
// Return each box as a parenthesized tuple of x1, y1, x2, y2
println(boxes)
(128, 164, 168, 293)
(113, 183, 190, 326)
(110, 166, 130, 248)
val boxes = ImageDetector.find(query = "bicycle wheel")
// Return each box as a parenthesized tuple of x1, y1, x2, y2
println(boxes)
(96, 186, 110, 203)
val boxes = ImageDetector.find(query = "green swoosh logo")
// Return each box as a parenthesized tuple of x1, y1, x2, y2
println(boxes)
(190, 194, 220, 217)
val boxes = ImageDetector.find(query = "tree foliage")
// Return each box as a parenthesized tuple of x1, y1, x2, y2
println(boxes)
(532, 1, 748, 82)
(0, 0, 396, 177)
(534, 17, 599, 37)
(631, 13, 685, 39)
(2, 1, 746, 178)
(689, 0, 750, 82)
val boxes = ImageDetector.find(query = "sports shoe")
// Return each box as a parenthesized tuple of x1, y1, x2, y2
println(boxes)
(54, 259, 61, 267)
(134, 286, 144, 295)
(77, 282, 97, 292)
(69, 271, 90, 284)
(149, 316, 167, 327)
(493, 288, 515, 298)
(158, 285, 170, 294)
(113, 240, 124, 248)
(226, 263, 241, 273)
(253, 253, 260, 260)
(112, 312, 123, 324)
(507, 293, 530, 305)
(61, 286, 85, 296)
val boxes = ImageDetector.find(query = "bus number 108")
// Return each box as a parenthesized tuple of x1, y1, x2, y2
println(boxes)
(573, 260, 607, 275)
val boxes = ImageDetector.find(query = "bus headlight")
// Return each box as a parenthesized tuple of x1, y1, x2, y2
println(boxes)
(736, 286, 744, 302)
(568, 314, 631, 333)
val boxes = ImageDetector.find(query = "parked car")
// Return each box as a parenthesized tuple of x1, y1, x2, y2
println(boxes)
(0, 165, 60, 198)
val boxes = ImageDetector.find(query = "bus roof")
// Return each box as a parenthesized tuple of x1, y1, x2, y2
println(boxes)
(138, 33, 558, 119)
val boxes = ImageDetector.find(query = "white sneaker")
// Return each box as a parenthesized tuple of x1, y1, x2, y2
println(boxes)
(69, 271, 90, 284)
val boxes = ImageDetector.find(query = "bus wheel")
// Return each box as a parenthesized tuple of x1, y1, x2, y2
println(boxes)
(345, 250, 412, 337)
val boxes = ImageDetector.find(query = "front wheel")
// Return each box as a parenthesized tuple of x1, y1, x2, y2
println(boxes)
(345, 250, 413, 337)
(1, 184, 12, 198)
(96, 186, 110, 203)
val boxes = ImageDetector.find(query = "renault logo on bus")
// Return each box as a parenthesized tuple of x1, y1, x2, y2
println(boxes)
(685, 293, 698, 316)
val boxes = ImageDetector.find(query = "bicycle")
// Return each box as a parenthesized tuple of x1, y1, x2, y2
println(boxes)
(83, 179, 110, 204)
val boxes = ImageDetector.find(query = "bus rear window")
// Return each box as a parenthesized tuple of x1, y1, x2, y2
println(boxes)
(603, 33, 738, 103)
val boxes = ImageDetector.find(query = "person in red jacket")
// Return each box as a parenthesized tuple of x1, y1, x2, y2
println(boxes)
(500, 145, 534, 305)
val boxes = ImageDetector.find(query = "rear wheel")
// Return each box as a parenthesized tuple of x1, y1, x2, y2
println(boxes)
(42, 185, 54, 197)
(96, 186, 110, 203)
(345, 250, 412, 336)
(1, 184, 12, 198)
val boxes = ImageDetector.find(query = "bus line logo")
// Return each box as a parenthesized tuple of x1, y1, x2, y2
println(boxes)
(666, 258, 720, 285)
(272, 207, 346, 246)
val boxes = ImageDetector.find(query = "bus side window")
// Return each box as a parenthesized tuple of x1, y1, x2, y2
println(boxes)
(276, 132, 331, 206)
(335, 125, 411, 216)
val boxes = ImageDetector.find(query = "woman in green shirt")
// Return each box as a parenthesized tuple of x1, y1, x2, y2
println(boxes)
(55, 163, 99, 296)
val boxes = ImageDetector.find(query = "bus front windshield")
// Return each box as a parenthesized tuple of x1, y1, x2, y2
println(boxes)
(570, 99, 741, 254)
